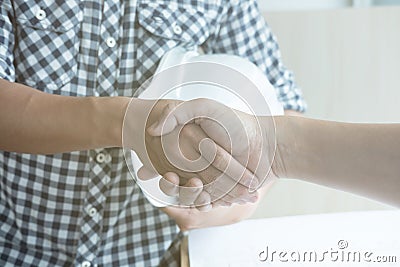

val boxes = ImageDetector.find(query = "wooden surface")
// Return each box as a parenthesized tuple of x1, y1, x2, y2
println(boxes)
(180, 235, 190, 267)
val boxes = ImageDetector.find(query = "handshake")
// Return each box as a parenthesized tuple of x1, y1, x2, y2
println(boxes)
(123, 95, 400, 216)
(123, 98, 280, 211)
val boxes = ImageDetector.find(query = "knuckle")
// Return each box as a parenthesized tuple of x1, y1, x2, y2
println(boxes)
(198, 191, 211, 203)
(162, 102, 179, 119)
(180, 124, 196, 137)
(165, 102, 178, 112)
(188, 177, 203, 188)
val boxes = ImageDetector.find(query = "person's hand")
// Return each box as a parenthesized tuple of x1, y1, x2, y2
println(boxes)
(160, 200, 259, 231)
(147, 98, 278, 205)
(159, 172, 259, 211)
(160, 171, 276, 230)
(123, 98, 258, 206)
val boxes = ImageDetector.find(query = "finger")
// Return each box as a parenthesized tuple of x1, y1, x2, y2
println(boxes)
(195, 159, 245, 205)
(207, 185, 253, 205)
(137, 166, 158, 181)
(147, 99, 224, 136)
(202, 171, 253, 202)
(204, 174, 260, 205)
(160, 172, 180, 196)
(195, 159, 224, 185)
(193, 191, 212, 212)
(222, 187, 259, 204)
(206, 186, 242, 204)
(212, 199, 232, 207)
(199, 138, 259, 190)
(179, 178, 203, 206)
(147, 101, 187, 136)
(180, 126, 258, 189)
(155, 115, 257, 192)
(135, 145, 160, 181)
(160, 124, 213, 174)
(194, 144, 259, 204)
(201, 172, 233, 202)
(223, 183, 258, 203)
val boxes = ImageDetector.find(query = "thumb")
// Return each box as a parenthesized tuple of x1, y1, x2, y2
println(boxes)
(147, 99, 213, 136)
(147, 103, 179, 136)
(134, 146, 159, 181)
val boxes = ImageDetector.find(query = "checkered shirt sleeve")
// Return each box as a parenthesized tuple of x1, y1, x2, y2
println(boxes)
(202, 0, 307, 112)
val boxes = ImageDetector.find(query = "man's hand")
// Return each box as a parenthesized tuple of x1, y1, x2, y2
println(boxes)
(147, 98, 278, 206)
(161, 201, 259, 231)
(160, 171, 276, 230)
(123, 98, 258, 207)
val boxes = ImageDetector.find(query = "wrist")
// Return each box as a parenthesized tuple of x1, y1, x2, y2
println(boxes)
(90, 96, 131, 148)
(122, 98, 176, 151)
(270, 115, 305, 179)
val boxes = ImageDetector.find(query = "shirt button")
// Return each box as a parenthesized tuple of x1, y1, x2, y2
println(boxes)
(81, 261, 91, 267)
(96, 153, 106, 164)
(36, 9, 46, 20)
(172, 23, 182, 35)
(106, 37, 116, 48)
(153, 16, 163, 25)
(88, 207, 97, 217)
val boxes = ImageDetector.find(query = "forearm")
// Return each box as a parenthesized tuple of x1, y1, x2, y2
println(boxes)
(0, 79, 130, 154)
(272, 116, 400, 206)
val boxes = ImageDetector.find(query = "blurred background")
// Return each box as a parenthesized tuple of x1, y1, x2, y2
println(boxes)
(257, 0, 400, 11)
(252, 0, 400, 218)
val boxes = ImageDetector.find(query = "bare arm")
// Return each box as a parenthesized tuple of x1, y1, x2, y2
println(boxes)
(273, 116, 400, 207)
(0, 79, 129, 154)
(1, 80, 255, 205)
(151, 98, 399, 207)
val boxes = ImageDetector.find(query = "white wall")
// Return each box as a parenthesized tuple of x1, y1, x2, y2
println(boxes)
(257, 0, 400, 12)
(252, 6, 399, 219)
(257, 0, 352, 11)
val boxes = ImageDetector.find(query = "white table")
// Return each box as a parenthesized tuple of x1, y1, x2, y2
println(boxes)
(187, 211, 400, 267)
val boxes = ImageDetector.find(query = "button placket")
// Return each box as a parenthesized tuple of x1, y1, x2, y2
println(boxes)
(95, 0, 121, 96)
(87, 206, 97, 218)
(106, 37, 116, 48)
(76, 150, 110, 264)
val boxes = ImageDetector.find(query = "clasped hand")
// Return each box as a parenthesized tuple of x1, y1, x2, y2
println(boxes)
(124, 98, 277, 211)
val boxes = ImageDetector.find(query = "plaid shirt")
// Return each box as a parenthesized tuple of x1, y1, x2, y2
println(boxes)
(0, 0, 306, 266)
